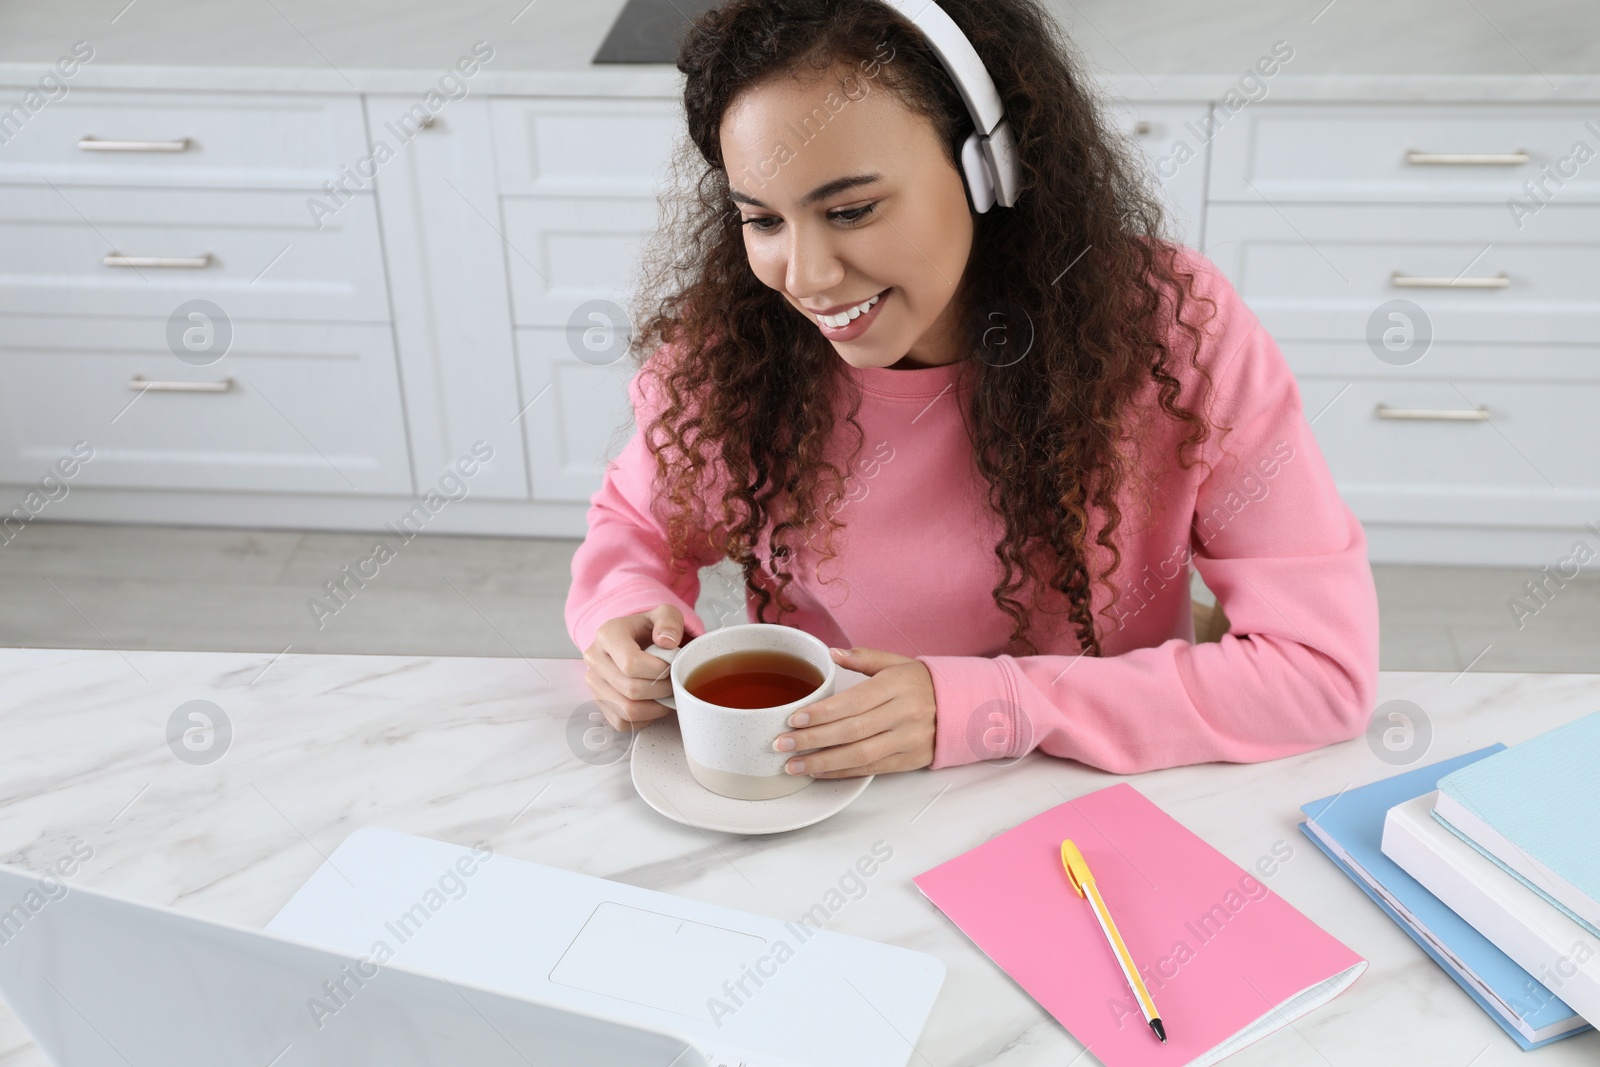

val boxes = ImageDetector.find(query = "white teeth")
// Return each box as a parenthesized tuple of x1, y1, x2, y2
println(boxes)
(817, 292, 881, 328)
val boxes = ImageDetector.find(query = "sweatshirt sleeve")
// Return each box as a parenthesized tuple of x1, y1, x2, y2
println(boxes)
(917, 252, 1380, 775)
(564, 349, 727, 653)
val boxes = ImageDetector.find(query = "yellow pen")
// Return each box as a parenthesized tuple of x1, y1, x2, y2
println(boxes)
(1061, 839, 1167, 1044)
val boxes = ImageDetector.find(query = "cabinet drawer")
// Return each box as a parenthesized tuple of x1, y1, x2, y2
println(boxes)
(490, 97, 684, 198)
(1103, 100, 1211, 246)
(514, 327, 633, 503)
(0, 316, 411, 494)
(502, 196, 661, 326)
(1280, 340, 1600, 383)
(0, 185, 389, 321)
(1299, 375, 1600, 527)
(1205, 203, 1600, 344)
(0, 90, 368, 190)
(1209, 103, 1600, 203)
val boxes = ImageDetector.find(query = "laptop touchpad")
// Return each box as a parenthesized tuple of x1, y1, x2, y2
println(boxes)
(549, 901, 769, 1019)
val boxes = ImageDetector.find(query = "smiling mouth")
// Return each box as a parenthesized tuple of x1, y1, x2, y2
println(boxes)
(812, 289, 885, 328)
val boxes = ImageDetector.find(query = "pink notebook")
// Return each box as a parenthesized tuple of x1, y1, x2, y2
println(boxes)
(914, 783, 1366, 1067)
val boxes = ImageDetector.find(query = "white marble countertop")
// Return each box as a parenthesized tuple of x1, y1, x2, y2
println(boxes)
(2, 644, 1597, 1065)
(0, 0, 1594, 100)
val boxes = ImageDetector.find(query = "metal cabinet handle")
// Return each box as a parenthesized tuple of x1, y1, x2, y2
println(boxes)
(1375, 403, 1489, 422)
(79, 136, 191, 153)
(1391, 271, 1509, 289)
(1405, 150, 1529, 166)
(128, 376, 233, 393)
(103, 253, 212, 269)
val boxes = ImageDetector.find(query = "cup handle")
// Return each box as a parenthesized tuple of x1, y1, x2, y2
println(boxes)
(642, 644, 678, 710)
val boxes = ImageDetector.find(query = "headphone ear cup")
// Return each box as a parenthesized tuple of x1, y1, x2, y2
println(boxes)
(959, 129, 997, 214)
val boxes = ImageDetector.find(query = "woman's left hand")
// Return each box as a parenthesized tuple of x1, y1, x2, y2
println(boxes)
(773, 646, 937, 777)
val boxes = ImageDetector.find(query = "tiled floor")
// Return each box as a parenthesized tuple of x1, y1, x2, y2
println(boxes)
(2, 521, 1597, 672)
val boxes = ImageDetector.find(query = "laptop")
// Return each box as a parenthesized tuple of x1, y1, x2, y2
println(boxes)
(0, 828, 945, 1066)
(0, 863, 704, 1067)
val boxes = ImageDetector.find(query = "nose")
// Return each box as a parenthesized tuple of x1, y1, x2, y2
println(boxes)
(784, 219, 845, 301)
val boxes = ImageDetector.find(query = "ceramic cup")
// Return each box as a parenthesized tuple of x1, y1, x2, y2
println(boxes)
(643, 624, 835, 801)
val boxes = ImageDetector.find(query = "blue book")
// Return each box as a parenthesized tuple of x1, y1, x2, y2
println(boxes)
(1434, 710, 1600, 940)
(1299, 748, 1591, 1050)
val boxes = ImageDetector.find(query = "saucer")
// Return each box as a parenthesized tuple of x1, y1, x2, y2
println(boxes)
(629, 668, 873, 835)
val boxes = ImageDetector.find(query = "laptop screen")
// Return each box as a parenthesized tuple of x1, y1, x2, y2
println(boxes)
(0, 866, 707, 1067)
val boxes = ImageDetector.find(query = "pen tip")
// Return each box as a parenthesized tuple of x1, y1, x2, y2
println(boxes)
(1150, 1018, 1167, 1043)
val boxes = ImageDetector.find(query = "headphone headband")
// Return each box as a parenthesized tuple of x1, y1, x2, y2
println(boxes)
(878, 0, 1020, 211)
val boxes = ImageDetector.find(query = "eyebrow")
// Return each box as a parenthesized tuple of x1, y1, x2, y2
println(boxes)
(728, 173, 883, 210)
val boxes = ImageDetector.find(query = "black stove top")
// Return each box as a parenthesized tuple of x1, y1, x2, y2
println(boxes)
(593, 0, 722, 64)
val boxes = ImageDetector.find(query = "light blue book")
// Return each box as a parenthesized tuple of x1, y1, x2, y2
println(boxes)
(1434, 710, 1600, 941)
(1300, 748, 1591, 1050)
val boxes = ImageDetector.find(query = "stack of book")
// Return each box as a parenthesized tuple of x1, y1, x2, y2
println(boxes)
(1299, 709, 1600, 1050)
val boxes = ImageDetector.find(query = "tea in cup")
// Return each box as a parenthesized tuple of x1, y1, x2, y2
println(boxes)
(643, 623, 835, 800)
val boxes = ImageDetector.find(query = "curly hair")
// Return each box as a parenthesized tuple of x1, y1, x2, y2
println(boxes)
(625, 0, 1220, 657)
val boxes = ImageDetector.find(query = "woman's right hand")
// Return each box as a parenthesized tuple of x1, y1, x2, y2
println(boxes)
(581, 604, 688, 732)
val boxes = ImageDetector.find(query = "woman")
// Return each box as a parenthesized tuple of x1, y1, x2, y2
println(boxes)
(567, 0, 1378, 779)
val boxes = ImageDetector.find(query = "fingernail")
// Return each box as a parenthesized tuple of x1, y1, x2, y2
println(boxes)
(657, 633, 676, 646)
(773, 735, 795, 752)
(788, 711, 810, 727)
(829, 647, 846, 658)
(786, 759, 805, 774)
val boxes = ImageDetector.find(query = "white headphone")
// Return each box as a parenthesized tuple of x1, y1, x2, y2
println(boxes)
(879, 0, 1021, 212)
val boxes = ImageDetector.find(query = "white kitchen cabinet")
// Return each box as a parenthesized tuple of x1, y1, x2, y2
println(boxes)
(0, 316, 412, 494)
(1104, 100, 1211, 247)
(1202, 203, 1600, 345)
(1294, 373, 1600, 529)
(491, 97, 685, 508)
(366, 94, 531, 501)
(501, 195, 664, 327)
(0, 67, 1586, 562)
(1207, 103, 1600, 204)
(490, 97, 685, 199)
(0, 184, 390, 322)
(0, 82, 414, 504)
(1280, 339, 1600, 383)
(0, 89, 369, 190)
(515, 327, 637, 504)
(1205, 101, 1600, 561)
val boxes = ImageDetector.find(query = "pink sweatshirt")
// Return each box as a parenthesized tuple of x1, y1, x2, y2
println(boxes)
(565, 247, 1379, 774)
